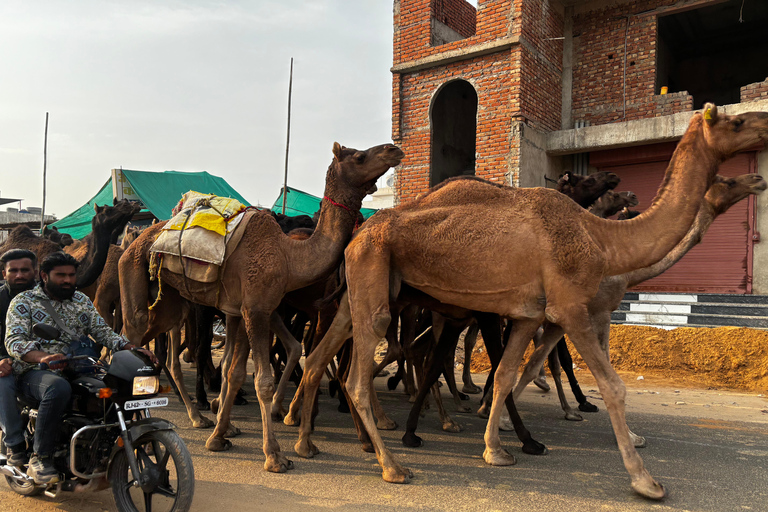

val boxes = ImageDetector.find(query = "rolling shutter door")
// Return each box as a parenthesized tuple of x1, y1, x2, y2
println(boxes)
(598, 152, 755, 294)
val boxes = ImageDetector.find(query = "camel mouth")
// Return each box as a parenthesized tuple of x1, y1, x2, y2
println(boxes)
(754, 181, 768, 192)
(366, 183, 379, 195)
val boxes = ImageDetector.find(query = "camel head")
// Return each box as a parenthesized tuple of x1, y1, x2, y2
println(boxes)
(701, 103, 768, 160)
(329, 142, 404, 198)
(590, 190, 640, 218)
(556, 170, 621, 208)
(705, 173, 767, 215)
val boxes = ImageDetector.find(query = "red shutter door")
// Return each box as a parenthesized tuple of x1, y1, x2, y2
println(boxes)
(599, 152, 755, 294)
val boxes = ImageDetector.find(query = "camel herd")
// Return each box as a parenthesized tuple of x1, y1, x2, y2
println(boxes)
(3, 103, 768, 501)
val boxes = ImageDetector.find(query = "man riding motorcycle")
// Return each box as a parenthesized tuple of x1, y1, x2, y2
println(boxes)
(0, 249, 38, 469)
(4, 251, 154, 484)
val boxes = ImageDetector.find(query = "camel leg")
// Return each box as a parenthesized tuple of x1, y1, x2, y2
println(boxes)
(370, 371, 397, 430)
(547, 343, 583, 421)
(244, 309, 293, 473)
(556, 338, 599, 414)
(483, 318, 543, 467)
(290, 292, 354, 458)
(269, 311, 303, 422)
(206, 316, 244, 452)
(373, 319, 402, 377)
(168, 326, 214, 428)
(513, 323, 564, 400)
(461, 322, 482, 394)
(561, 310, 664, 500)
(346, 253, 412, 484)
(403, 321, 464, 447)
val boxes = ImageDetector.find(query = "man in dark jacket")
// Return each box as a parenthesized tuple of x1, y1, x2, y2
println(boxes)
(0, 249, 37, 468)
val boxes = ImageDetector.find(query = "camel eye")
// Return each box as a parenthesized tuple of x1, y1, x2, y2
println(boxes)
(354, 152, 366, 163)
(732, 118, 744, 131)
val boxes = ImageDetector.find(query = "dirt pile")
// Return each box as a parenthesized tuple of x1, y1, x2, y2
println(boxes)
(470, 325, 768, 393)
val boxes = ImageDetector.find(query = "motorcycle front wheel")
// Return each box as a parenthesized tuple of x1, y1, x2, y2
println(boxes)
(5, 474, 43, 496)
(110, 430, 194, 512)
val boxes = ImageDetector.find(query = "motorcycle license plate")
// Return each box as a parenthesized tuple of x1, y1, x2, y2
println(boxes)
(124, 397, 169, 410)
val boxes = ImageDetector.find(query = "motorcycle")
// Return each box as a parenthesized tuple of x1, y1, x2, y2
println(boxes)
(0, 323, 195, 512)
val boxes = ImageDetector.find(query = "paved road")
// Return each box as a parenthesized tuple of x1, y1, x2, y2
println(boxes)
(1, 367, 766, 512)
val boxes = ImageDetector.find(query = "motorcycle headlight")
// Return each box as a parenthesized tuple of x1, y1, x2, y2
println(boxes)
(132, 376, 160, 396)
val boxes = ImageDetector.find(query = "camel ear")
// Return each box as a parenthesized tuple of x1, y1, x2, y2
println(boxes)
(703, 103, 718, 127)
(332, 142, 343, 160)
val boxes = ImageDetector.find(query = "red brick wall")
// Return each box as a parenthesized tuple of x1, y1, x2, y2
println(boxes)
(433, 0, 476, 39)
(571, 0, 696, 126)
(393, 0, 566, 204)
(741, 78, 768, 103)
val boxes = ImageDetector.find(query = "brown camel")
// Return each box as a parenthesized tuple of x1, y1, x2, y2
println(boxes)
(119, 142, 403, 473)
(0, 200, 138, 289)
(514, 171, 767, 424)
(556, 170, 620, 208)
(339, 104, 768, 498)
(588, 190, 639, 218)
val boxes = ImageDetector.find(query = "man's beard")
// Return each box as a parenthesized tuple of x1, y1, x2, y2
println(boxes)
(45, 280, 76, 300)
(7, 278, 34, 295)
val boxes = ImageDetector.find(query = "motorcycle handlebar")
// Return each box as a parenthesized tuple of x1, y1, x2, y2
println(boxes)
(38, 354, 93, 371)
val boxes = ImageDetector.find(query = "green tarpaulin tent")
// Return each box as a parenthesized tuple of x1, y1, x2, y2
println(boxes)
(271, 186, 378, 219)
(52, 170, 250, 239)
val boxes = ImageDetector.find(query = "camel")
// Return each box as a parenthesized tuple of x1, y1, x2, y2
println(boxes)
(556, 170, 620, 207)
(514, 171, 767, 423)
(338, 104, 768, 498)
(588, 190, 639, 218)
(119, 142, 404, 473)
(0, 200, 138, 290)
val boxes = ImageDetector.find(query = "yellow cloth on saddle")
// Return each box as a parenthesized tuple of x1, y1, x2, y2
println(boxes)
(164, 191, 245, 237)
(149, 191, 247, 275)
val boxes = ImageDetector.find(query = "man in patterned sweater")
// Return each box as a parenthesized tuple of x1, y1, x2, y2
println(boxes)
(4, 252, 152, 484)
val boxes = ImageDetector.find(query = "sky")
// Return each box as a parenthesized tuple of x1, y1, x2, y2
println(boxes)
(0, 0, 397, 219)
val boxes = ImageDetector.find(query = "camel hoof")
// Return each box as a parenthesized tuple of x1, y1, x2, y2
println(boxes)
(337, 399, 351, 414)
(271, 410, 285, 422)
(498, 417, 515, 432)
(265, 453, 294, 473)
(477, 403, 490, 419)
(377, 416, 398, 431)
(295, 438, 320, 458)
(382, 465, 413, 484)
(462, 383, 483, 395)
(441, 420, 462, 433)
(631, 431, 647, 448)
(224, 425, 241, 438)
(631, 473, 667, 500)
(210, 398, 219, 415)
(565, 411, 584, 421)
(283, 412, 300, 427)
(234, 394, 248, 406)
(533, 376, 550, 392)
(457, 404, 473, 414)
(578, 401, 599, 413)
(402, 432, 423, 448)
(195, 400, 211, 411)
(361, 442, 376, 453)
(483, 447, 517, 466)
(521, 439, 548, 456)
(192, 416, 215, 429)
(408, 395, 417, 404)
(387, 376, 400, 391)
(458, 391, 470, 401)
(206, 436, 232, 452)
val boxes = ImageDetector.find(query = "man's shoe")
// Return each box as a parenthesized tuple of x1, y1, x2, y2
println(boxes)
(6, 444, 28, 467)
(27, 455, 59, 484)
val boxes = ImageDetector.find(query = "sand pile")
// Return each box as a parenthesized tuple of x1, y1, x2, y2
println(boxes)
(470, 325, 768, 393)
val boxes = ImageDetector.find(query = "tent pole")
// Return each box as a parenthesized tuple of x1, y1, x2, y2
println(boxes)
(282, 58, 293, 215)
(40, 112, 49, 233)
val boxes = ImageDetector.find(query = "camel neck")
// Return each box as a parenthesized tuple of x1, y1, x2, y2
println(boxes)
(284, 174, 364, 290)
(585, 119, 721, 277)
(620, 202, 717, 288)
(74, 229, 112, 289)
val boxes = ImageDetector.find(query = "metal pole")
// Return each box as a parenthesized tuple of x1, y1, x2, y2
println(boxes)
(282, 58, 293, 215)
(40, 112, 49, 233)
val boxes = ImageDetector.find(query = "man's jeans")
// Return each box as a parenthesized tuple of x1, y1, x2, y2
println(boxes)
(0, 373, 24, 448)
(18, 370, 71, 456)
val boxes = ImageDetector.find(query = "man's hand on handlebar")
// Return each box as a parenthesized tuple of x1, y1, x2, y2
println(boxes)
(127, 345, 159, 365)
(40, 353, 68, 370)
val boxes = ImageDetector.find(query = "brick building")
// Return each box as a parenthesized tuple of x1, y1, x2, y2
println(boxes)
(391, 0, 768, 327)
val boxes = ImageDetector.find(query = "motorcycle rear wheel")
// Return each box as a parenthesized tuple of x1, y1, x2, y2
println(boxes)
(110, 430, 194, 512)
(5, 475, 43, 496)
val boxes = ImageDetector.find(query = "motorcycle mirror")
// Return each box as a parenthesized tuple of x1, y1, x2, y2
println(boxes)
(33, 323, 60, 341)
